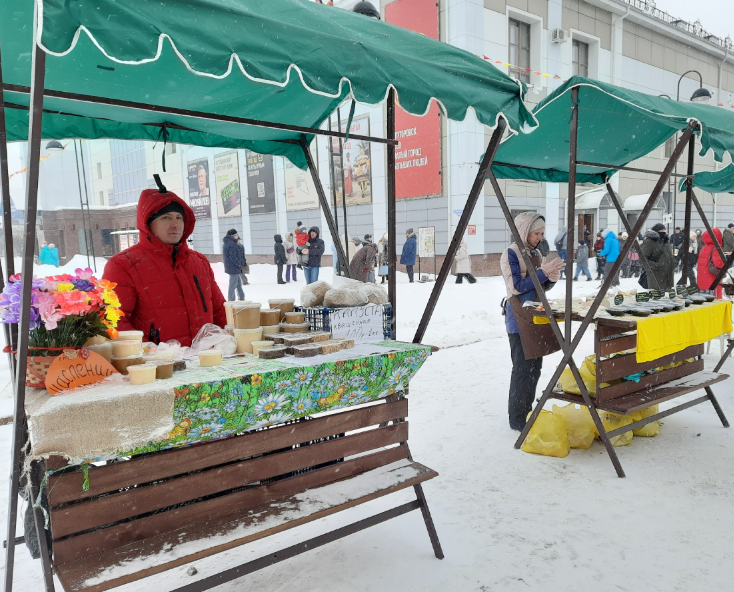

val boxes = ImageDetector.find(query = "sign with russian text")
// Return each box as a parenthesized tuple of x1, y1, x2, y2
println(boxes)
(245, 150, 276, 214)
(418, 226, 435, 258)
(330, 305, 384, 344)
(386, 0, 442, 200)
(46, 349, 118, 395)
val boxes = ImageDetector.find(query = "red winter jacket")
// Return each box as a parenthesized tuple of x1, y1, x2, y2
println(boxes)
(296, 229, 309, 247)
(697, 228, 725, 298)
(103, 188, 226, 346)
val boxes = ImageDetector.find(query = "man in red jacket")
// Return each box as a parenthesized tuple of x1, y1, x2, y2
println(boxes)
(103, 178, 227, 346)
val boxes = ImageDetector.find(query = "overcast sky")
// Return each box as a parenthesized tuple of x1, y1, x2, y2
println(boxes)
(656, 0, 732, 41)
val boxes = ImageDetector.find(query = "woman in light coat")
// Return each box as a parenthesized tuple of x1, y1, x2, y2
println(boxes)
(455, 240, 476, 284)
(377, 233, 389, 283)
(284, 232, 298, 282)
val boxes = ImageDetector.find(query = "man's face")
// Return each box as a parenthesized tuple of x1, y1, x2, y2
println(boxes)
(150, 212, 185, 245)
(198, 168, 207, 192)
(675, 229, 680, 233)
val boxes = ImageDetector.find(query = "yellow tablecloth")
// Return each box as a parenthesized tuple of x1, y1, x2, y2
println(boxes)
(636, 300, 733, 363)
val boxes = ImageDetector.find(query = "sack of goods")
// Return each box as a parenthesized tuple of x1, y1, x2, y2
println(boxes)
(521, 410, 570, 458)
(552, 404, 597, 449)
(599, 411, 633, 447)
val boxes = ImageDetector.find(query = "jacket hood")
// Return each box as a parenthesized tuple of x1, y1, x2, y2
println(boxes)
(274, 234, 283, 243)
(137, 188, 195, 245)
(515, 211, 545, 250)
(308, 226, 320, 239)
(223, 234, 238, 246)
(703, 228, 723, 246)
(644, 229, 669, 243)
(601, 229, 615, 239)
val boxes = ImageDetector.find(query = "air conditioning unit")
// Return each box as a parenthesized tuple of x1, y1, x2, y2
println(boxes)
(550, 28, 567, 44)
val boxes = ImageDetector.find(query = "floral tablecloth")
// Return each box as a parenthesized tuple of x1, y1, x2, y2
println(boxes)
(25, 341, 430, 465)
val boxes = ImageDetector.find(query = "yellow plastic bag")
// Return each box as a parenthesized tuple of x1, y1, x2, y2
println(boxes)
(552, 403, 598, 449)
(600, 411, 633, 447)
(521, 410, 570, 458)
(558, 355, 600, 396)
(629, 404, 661, 437)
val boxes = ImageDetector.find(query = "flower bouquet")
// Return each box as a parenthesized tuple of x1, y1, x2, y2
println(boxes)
(0, 268, 123, 387)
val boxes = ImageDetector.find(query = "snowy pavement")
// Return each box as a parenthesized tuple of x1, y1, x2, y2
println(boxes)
(1, 258, 733, 591)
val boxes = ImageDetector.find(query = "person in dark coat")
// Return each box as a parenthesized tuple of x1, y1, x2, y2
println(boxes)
(683, 231, 699, 287)
(301, 226, 325, 284)
(238, 238, 249, 285)
(349, 239, 378, 282)
(593, 231, 605, 279)
(573, 240, 592, 281)
(273, 234, 287, 284)
(400, 228, 417, 283)
(723, 223, 734, 254)
(671, 226, 684, 272)
(641, 223, 675, 290)
(223, 229, 245, 301)
(103, 181, 226, 346)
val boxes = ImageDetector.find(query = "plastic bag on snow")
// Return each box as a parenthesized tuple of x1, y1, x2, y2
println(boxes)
(629, 404, 661, 437)
(521, 410, 570, 458)
(600, 411, 633, 447)
(552, 404, 597, 449)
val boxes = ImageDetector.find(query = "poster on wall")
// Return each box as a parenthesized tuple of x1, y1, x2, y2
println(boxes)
(418, 226, 435, 258)
(214, 151, 242, 218)
(386, 0, 442, 200)
(187, 157, 212, 220)
(332, 115, 372, 205)
(285, 141, 319, 211)
(245, 150, 276, 214)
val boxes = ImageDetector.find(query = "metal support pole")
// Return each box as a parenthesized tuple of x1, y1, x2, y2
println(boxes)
(565, 87, 579, 345)
(4, 16, 46, 589)
(326, 118, 340, 266)
(681, 134, 695, 285)
(412, 120, 506, 344)
(604, 182, 660, 290)
(73, 140, 92, 270)
(336, 108, 349, 257)
(29, 462, 55, 592)
(77, 140, 96, 272)
(300, 139, 350, 277)
(387, 89, 397, 339)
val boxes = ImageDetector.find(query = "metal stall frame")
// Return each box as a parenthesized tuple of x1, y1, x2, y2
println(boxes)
(0, 22, 411, 592)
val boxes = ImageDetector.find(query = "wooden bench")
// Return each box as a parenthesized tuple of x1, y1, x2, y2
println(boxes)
(548, 316, 729, 474)
(31, 396, 442, 592)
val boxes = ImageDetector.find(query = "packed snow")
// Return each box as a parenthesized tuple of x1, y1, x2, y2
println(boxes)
(1, 255, 733, 591)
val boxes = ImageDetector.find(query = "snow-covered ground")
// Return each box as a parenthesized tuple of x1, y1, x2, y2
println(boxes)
(1, 257, 734, 591)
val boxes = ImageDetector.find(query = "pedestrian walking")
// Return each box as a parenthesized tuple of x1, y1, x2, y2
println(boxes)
(593, 231, 605, 279)
(273, 234, 287, 284)
(672, 226, 684, 272)
(301, 226, 325, 284)
(400, 228, 417, 283)
(364, 234, 377, 282)
(349, 236, 378, 282)
(628, 240, 640, 277)
(619, 232, 631, 278)
(455, 240, 476, 283)
(573, 240, 592, 281)
(640, 223, 675, 290)
(599, 229, 620, 287)
(284, 232, 298, 282)
(237, 238, 249, 286)
(698, 228, 725, 298)
(683, 231, 698, 286)
(723, 223, 734, 254)
(377, 233, 389, 284)
(554, 226, 568, 279)
(223, 229, 245, 301)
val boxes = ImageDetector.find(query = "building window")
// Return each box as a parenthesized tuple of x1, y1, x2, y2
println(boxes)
(96, 162, 102, 179)
(509, 19, 531, 83)
(572, 40, 589, 78)
(664, 135, 676, 158)
(98, 191, 104, 205)
(165, 143, 177, 156)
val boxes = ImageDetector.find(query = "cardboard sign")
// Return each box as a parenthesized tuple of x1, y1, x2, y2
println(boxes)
(330, 305, 385, 344)
(46, 348, 119, 395)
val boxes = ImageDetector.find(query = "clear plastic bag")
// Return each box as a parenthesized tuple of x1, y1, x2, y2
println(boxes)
(300, 281, 331, 307)
(187, 323, 237, 358)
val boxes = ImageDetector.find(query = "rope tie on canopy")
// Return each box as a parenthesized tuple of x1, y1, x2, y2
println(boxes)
(154, 124, 170, 172)
(344, 99, 356, 141)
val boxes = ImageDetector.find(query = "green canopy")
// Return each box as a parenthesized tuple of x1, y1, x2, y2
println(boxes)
(492, 76, 734, 184)
(682, 165, 734, 194)
(1, 0, 537, 168)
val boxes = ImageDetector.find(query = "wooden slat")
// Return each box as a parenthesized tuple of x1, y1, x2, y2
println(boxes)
(50, 422, 408, 540)
(598, 344, 703, 383)
(52, 445, 409, 566)
(596, 318, 636, 336)
(48, 399, 408, 505)
(596, 359, 703, 402)
(597, 333, 637, 357)
(55, 459, 436, 592)
(551, 371, 728, 415)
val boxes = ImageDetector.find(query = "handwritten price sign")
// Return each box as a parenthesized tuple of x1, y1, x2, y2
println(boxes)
(330, 305, 385, 343)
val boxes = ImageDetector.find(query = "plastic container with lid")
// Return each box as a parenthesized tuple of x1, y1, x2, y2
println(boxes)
(127, 364, 157, 385)
(284, 311, 306, 324)
(260, 308, 282, 327)
(282, 322, 311, 334)
(86, 341, 113, 362)
(112, 340, 142, 358)
(234, 327, 263, 354)
(155, 361, 174, 380)
(251, 340, 274, 356)
(232, 302, 262, 329)
(111, 356, 144, 375)
(261, 324, 281, 335)
(268, 299, 295, 321)
(199, 349, 223, 367)
(113, 330, 144, 342)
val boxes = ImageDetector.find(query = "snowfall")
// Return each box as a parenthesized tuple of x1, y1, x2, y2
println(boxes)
(1, 254, 733, 592)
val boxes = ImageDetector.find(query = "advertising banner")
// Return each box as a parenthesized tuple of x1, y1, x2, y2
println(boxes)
(245, 150, 276, 215)
(214, 151, 242, 218)
(385, 0, 442, 200)
(418, 226, 435, 258)
(285, 141, 319, 211)
(187, 157, 212, 220)
(332, 115, 372, 205)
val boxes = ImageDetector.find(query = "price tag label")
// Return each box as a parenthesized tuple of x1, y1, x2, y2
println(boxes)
(330, 305, 385, 344)
(636, 292, 651, 302)
(614, 295, 624, 305)
(676, 285, 688, 297)
(668, 291, 676, 300)
(650, 289, 664, 300)
(688, 285, 699, 295)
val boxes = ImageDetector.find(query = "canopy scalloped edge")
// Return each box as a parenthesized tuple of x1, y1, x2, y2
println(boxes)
(34, 0, 538, 140)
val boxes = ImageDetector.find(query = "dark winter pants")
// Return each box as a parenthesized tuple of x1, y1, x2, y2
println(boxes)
(604, 260, 620, 286)
(406, 264, 414, 282)
(286, 264, 297, 281)
(276, 263, 284, 284)
(508, 333, 543, 429)
(456, 273, 476, 284)
(227, 273, 245, 301)
(596, 257, 605, 278)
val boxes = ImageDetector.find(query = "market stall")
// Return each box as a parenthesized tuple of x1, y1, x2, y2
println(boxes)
(476, 77, 734, 477)
(0, 1, 540, 590)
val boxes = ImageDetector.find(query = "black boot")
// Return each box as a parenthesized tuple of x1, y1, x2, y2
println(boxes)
(467, 274, 477, 284)
(456, 275, 463, 284)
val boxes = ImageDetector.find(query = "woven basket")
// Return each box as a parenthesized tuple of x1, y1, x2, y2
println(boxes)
(24, 355, 57, 388)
